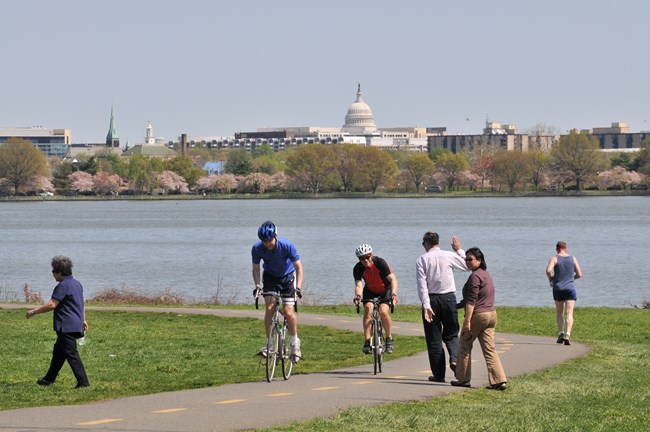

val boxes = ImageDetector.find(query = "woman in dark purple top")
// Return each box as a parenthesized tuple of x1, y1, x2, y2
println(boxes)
(26, 256, 89, 388)
(451, 247, 507, 390)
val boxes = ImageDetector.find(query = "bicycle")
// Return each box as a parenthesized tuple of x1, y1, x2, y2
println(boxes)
(255, 290, 297, 382)
(356, 296, 394, 375)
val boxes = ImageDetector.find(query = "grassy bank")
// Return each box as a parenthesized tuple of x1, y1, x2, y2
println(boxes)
(1, 307, 424, 410)
(263, 306, 650, 432)
(3, 306, 648, 431)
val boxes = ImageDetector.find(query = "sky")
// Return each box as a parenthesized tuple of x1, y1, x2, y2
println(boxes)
(2, 0, 649, 144)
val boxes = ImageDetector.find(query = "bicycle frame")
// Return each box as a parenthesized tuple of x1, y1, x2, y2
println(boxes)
(357, 296, 393, 375)
(256, 291, 295, 382)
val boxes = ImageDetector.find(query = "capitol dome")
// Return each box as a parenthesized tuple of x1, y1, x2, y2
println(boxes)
(342, 84, 377, 133)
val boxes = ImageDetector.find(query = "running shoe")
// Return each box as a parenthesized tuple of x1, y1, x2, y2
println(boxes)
(386, 337, 394, 354)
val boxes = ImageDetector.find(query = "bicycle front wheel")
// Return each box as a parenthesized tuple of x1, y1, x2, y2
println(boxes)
(266, 325, 280, 382)
(281, 322, 293, 380)
(372, 319, 383, 375)
(376, 321, 384, 373)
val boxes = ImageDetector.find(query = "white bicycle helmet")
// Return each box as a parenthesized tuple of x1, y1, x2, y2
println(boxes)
(355, 244, 373, 257)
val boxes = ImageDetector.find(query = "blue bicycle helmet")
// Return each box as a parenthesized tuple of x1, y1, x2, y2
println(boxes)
(257, 220, 277, 241)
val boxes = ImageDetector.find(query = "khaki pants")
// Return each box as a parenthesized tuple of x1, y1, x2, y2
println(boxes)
(455, 310, 507, 386)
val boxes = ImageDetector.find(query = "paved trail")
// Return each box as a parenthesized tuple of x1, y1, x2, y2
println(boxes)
(0, 305, 590, 432)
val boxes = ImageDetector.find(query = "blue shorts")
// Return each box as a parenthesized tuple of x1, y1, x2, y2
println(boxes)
(553, 288, 577, 302)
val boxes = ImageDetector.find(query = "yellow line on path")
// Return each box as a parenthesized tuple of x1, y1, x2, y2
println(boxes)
(153, 408, 187, 413)
(78, 418, 123, 425)
(352, 381, 373, 385)
(388, 375, 408, 379)
(266, 392, 293, 397)
(215, 399, 247, 405)
(313, 317, 326, 320)
(312, 386, 338, 391)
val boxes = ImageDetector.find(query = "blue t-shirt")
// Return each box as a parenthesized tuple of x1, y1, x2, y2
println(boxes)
(251, 237, 300, 278)
(51, 275, 85, 333)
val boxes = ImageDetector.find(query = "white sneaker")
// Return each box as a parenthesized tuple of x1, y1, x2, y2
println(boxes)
(258, 346, 268, 357)
(290, 340, 301, 360)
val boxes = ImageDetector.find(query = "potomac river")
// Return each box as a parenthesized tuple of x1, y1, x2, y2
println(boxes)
(0, 196, 647, 307)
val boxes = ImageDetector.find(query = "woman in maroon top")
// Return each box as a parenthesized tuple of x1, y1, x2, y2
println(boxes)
(451, 247, 507, 390)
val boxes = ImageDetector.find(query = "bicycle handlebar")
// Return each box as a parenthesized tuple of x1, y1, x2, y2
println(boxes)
(253, 291, 299, 312)
(356, 297, 394, 314)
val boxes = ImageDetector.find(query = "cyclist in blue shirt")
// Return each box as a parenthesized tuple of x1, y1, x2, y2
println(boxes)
(252, 221, 303, 360)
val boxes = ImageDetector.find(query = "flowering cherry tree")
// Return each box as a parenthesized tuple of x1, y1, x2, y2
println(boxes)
(196, 174, 220, 193)
(214, 174, 237, 194)
(70, 171, 94, 193)
(239, 172, 272, 194)
(93, 172, 121, 195)
(157, 170, 189, 194)
(25, 176, 55, 193)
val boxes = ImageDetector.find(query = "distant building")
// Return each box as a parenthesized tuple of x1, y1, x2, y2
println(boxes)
(428, 121, 556, 153)
(581, 122, 648, 152)
(106, 105, 120, 148)
(215, 85, 435, 153)
(0, 127, 71, 157)
(341, 84, 377, 134)
(123, 122, 177, 158)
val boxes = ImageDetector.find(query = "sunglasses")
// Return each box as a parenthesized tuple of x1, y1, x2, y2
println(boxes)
(358, 255, 372, 262)
(465, 257, 477, 262)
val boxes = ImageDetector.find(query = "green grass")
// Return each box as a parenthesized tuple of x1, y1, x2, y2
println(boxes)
(1, 308, 424, 410)
(261, 306, 650, 432)
(3, 306, 649, 432)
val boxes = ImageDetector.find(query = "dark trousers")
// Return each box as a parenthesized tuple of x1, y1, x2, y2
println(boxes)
(422, 292, 459, 381)
(43, 331, 89, 386)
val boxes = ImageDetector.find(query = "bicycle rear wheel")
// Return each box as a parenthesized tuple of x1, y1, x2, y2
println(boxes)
(281, 322, 293, 380)
(265, 324, 279, 382)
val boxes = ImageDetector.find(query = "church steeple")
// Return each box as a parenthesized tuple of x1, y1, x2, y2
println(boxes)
(106, 105, 119, 147)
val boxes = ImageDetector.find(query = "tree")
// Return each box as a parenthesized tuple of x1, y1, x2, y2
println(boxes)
(214, 174, 237, 194)
(428, 147, 449, 162)
(51, 158, 74, 192)
(93, 172, 121, 195)
(550, 130, 608, 191)
(0, 138, 49, 194)
(490, 150, 530, 192)
(470, 154, 494, 191)
(333, 144, 363, 192)
(251, 155, 281, 174)
(635, 137, 650, 178)
(526, 149, 550, 192)
(70, 171, 94, 194)
(252, 143, 274, 158)
(286, 144, 337, 193)
(405, 153, 435, 192)
(357, 147, 397, 194)
(434, 152, 468, 190)
(165, 156, 204, 188)
(224, 149, 252, 175)
(196, 174, 219, 193)
(157, 171, 189, 194)
(123, 155, 163, 193)
(239, 172, 272, 194)
(26, 176, 55, 194)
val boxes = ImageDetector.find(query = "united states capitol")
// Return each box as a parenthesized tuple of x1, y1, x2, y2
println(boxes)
(0, 84, 646, 159)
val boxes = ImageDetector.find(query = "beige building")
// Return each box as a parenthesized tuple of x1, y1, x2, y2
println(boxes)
(582, 122, 648, 152)
(428, 122, 556, 153)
